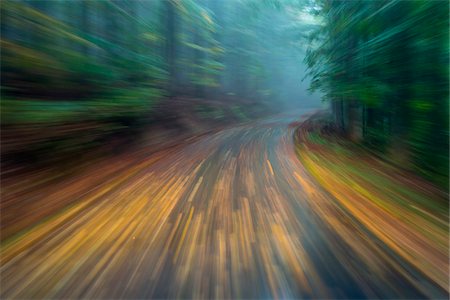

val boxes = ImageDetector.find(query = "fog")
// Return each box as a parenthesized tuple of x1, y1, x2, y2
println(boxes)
(2, 1, 448, 299)
(2, 0, 322, 170)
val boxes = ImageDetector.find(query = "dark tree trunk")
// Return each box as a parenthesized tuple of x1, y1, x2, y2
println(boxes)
(164, 0, 177, 97)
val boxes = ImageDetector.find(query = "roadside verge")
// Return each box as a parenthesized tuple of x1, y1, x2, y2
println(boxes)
(294, 112, 449, 291)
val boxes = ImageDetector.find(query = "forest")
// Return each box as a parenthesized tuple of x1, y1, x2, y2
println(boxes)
(1, 0, 448, 188)
(305, 0, 449, 188)
(1, 1, 449, 299)
(1, 0, 319, 170)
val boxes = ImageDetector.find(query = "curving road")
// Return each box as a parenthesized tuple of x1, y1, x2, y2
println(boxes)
(1, 111, 447, 299)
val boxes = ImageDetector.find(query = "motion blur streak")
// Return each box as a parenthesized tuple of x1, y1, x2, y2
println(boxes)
(1, 113, 447, 299)
(1, 0, 449, 299)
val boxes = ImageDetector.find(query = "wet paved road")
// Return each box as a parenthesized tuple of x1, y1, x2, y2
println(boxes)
(1, 111, 448, 299)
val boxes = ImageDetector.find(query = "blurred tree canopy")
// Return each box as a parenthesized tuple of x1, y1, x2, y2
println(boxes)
(1, 0, 297, 164)
(1, 0, 287, 110)
(304, 0, 449, 188)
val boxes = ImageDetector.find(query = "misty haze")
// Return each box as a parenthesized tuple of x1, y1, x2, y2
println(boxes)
(1, 0, 448, 299)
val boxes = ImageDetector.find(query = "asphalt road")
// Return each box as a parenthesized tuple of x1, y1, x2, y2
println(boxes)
(1, 111, 447, 299)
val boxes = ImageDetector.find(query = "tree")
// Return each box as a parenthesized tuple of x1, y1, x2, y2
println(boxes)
(304, 0, 449, 187)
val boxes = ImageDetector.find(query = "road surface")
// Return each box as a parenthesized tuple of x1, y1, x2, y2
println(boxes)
(1, 111, 447, 299)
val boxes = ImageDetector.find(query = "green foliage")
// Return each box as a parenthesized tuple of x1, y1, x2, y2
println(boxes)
(1, 0, 166, 130)
(2, 88, 162, 126)
(231, 105, 249, 121)
(305, 0, 449, 188)
(195, 104, 224, 120)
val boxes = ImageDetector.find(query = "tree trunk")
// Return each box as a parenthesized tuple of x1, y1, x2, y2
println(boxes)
(164, 0, 177, 97)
